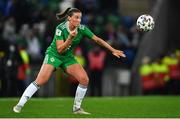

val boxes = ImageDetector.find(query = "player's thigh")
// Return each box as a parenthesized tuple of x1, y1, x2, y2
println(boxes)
(65, 64, 89, 83)
(35, 64, 55, 85)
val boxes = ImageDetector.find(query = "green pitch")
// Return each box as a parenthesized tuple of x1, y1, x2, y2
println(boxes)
(0, 96, 180, 118)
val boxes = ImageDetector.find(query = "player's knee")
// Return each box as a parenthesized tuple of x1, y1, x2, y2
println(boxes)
(79, 76, 89, 86)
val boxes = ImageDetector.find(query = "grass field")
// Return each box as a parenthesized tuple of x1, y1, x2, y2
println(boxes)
(0, 96, 180, 118)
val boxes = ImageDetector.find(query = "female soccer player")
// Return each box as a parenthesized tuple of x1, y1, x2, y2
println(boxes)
(13, 8, 126, 114)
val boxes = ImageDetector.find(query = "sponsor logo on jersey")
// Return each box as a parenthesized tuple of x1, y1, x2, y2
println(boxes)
(56, 29, 62, 36)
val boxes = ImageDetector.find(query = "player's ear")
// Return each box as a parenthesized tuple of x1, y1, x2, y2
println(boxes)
(67, 16, 71, 21)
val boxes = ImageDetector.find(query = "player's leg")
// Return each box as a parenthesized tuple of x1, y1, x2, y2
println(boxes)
(65, 64, 90, 114)
(13, 64, 54, 113)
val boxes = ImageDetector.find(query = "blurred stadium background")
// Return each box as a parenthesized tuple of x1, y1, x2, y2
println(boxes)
(0, 0, 180, 98)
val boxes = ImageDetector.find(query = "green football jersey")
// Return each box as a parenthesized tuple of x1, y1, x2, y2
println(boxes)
(46, 21, 94, 59)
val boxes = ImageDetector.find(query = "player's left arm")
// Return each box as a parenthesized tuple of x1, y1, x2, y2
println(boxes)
(82, 25, 125, 58)
(91, 35, 126, 58)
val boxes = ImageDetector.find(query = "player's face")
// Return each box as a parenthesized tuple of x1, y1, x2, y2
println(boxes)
(69, 12, 82, 27)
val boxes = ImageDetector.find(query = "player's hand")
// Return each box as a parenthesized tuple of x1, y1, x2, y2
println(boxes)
(112, 49, 126, 58)
(69, 30, 77, 39)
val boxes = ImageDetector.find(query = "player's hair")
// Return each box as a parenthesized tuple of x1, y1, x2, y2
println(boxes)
(56, 7, 81, 22)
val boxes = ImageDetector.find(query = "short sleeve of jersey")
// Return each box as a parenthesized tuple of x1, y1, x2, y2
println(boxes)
(80, 25, 94, 39)
(54, 26, 63, 40)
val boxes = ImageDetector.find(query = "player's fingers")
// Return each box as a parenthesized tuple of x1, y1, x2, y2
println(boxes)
(117, 52, 126, 58)
(119, 51, 124, 53)
(113, 53, 119, 58)
(116, 55, 120, 58)
(113, 51, 125, 58)
(120, 53, 126, 57)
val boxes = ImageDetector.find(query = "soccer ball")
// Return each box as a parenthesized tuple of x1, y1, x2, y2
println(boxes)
(136, 14, 155, 32)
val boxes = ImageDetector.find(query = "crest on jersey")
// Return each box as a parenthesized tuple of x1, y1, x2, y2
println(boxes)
(50, 57, 55, 62)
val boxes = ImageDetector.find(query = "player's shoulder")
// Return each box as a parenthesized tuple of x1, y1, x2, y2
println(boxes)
(56, 21, 66, 30)
(78, 24, 88, 31)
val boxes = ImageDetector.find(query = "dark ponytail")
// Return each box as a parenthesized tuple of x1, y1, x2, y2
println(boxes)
(56, 7, 71, 21)
(56, 7, 81, 22)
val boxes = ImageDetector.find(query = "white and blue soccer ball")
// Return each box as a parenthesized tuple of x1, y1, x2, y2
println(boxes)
(136, 14, 155, 32)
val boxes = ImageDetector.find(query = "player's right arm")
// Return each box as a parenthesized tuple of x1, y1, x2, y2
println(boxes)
(55, 28, 77, 54)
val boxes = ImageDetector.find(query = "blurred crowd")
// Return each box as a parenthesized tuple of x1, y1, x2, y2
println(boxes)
(2, 0, 178, 97)
(140, 50, 180, 95)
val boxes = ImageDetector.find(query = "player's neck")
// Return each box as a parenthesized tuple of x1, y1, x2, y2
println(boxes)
(69, 25, 76, 31)
(67, 21, 76, 32)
